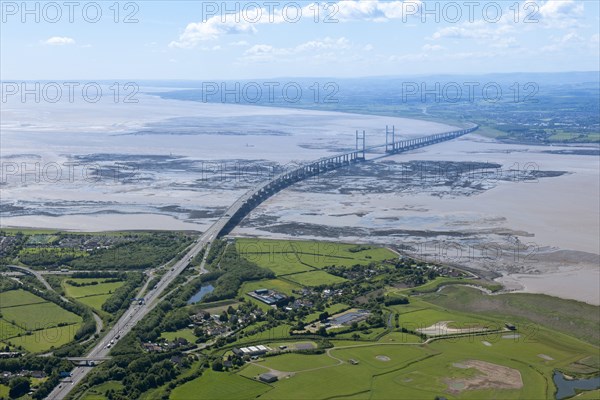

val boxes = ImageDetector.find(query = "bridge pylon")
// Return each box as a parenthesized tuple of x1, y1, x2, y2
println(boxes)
(385, 125, 396, 153)
(355, 130, 366, 159)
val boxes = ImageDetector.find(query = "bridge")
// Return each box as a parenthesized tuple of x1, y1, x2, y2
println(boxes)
(384, 123, 479, 153)
(46, 123, 477, 400)
(218, 124, 478, 237)
(66, 357, 111, 366)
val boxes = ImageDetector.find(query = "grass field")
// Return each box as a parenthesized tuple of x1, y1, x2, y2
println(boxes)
(1, 302, 81, 330)
(0, 289, 47, 308)
(235, 324, 292, 344)
(249, 344, 433, 400)
(81, 381, 124, 400)
(63, 278, 124, 298)
(284, 270, 346, 287)
(197, 300, 241, 315)
(383, 328, 599, 400)
(161, 328, 197, 343)
(0, 289, 82, 353)
(4, 323, 82, 353)
(255, 353, 339, 372)
(62, 278, 125, 313)
(0, 319, 25, 341)
(236, 238, 397, 273)
(422, 286, 600, 345)
(0, 384, 9, 399)
(170, 369, 271, 400)
(77, 294, 112, 311)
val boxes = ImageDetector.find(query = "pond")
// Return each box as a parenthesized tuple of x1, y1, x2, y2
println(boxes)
(553, 371, 600, 400)
(186, 284, 214, 304)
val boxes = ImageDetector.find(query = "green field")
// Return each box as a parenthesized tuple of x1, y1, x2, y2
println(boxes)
(161, 328, 197, 343)
(255, 353, 339, 372)
(4, 323, 82, 353)
(0, 289, 82, 352)
(1, 302, 81, 330)
(170, 369, 271, 400)
(377, 331, 424, 344)
(63, 278, 124, 298)
(81, 381, 124, 400)
(236, 238, 397, 273)
(0, 319, 25, 341)
(236, 324, 292, 344)
(383, 329, 597, 400)
(284, 270, 346, 287)
(62, 278, 125, 313)
(0, 289, 47, 308)
(422, 286, 600, 345)
(0, 384, 9, 399)
(77, 294, 112, 311)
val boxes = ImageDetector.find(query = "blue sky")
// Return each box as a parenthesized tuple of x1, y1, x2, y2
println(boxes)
(1, 0, 599, 79)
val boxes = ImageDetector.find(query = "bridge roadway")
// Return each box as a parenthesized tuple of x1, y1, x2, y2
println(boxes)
(45, 124, 477, 399)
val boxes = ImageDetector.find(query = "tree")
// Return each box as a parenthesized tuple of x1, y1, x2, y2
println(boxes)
(212, 360, 223, 372)
(219, 311, 228, 322)
(9, 377, 31, 398)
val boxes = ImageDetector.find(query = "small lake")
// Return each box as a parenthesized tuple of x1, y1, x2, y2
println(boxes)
(187, 284, 214, 304)
(553, 371, 600, 400)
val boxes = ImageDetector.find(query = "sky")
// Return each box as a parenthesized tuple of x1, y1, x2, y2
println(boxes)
(1, 0, 599, 79)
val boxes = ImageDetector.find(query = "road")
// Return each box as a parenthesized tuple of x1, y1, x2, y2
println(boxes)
(45, 128, 475, 399)
(45, 220, 225, 399)
(7, 265, 105, 348)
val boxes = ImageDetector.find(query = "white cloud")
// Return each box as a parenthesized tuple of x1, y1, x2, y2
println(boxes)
(170, 1, 422, 48)
(169, 20, 256, 48)
(430, 20, 514, 41)
(422, 44, 443, 52)
(335, 0, 420, 22)
(541, 31, 585, 52)
(42, 36, 76, 46)
(242, 37, 353, 62)
(539, 0, 584, 19)
(230, 40, 250, 47)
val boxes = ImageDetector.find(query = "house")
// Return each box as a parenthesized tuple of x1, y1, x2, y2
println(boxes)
(30, 371, 46, 379)
(259, 373, 278, 383)
(170, 356, 184, 366)
(0, 352, 21, 359)
(142, 343, 164, 352)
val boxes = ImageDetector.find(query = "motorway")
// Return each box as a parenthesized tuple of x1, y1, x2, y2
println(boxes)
(45, 127, 475, 399)
(45, 183, 264, 399)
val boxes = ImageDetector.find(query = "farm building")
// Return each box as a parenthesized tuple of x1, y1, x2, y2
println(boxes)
(259, 373, 278, 383)
(329, 310, 371, 326)
(248, 289, 287, 305)
(233, 345, 269, 357)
